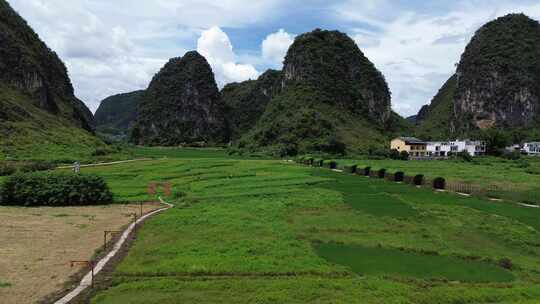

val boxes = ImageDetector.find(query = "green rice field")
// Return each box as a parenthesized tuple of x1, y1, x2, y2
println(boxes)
(77, 149, 540, 303)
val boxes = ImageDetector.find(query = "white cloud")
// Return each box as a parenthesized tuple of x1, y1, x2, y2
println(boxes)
(262, 29, 295, 67)
(197, 26, 259, 87)
(172, 0, 288, 28)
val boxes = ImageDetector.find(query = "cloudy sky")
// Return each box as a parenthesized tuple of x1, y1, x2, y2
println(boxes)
(7, 0, 540, 117)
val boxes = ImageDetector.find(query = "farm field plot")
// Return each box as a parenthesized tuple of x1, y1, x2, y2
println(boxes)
(338, 157, 540, 203)
(0, 203, 161, 304)
(84, 157, 540, 303)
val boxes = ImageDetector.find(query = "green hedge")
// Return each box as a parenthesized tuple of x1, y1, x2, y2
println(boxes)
(413, 174, 424, 186)
(433, 177, 446, 190)
(0, 172, 113, 206)
(344, 165, 357, 174)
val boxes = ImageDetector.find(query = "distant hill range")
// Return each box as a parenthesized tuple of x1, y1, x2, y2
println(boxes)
(416, 14, 540, 140)
(94, 90, 144, 140)
(0, 0, 103, 160)
(98, 29, 410, 155)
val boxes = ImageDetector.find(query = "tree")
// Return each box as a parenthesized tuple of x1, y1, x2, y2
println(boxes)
(389, 149, 400, 160)
(480, 129, 511, 156)
(399, 150, 410, 160)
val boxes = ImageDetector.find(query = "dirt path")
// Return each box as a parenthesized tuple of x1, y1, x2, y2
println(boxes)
(56, 158, 152, 170)
(53, 198, 173, 304)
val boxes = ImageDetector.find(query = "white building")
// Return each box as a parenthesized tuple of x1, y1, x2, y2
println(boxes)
(523, 142, 540, 155)
(426, 140, 486, 157)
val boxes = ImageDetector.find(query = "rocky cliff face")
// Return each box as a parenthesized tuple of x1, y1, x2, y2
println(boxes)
(132, 51, 229, 145)
(0, 0, 95, 131)
(451, 14, 540, 133)
(222, 69, 282, 139)
(95, 90, 144, 138)
(282, 29, 391, 125)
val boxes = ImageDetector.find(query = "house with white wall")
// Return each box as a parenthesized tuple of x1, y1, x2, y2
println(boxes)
(425, 140, 486, 157)
(523, 142, 540, 155)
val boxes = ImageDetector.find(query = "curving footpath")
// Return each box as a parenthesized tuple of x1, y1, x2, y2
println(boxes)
(54, 197, 173, 304)
(56, 158, 153, 170)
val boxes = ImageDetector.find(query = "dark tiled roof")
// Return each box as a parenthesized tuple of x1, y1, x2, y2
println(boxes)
(397, 137, 426, 144)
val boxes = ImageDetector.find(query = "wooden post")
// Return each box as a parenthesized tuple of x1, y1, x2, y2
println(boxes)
(103, 231, 121, 249)
(70, 260, 94, 288)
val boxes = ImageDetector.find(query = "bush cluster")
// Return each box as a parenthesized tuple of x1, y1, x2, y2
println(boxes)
(0, 162, 16, 176)
(433, 177, 446, 190)
(394, 172, 405, 182)
(363, 167, 371, 176)
(389, 149, 409, 161)
(0, 172, 113, 206)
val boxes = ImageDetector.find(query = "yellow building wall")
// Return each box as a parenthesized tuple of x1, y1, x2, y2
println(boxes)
(390, 139, 409, 152)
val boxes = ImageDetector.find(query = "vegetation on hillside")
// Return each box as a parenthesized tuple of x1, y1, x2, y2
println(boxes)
(132, 51, 229, 146)
(415, 75, 456, 139)
(222, 70, 282, 140)
(95, 90, 144, 139)
(0, 0, 106, 160)
(0, 85, 107, 161)
(0, 0, 94, 131)
(239, 83, 392, 156)
(238, 29, 410, 156)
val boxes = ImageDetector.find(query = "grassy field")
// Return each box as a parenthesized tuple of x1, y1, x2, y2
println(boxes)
(0, 203, 161, 304)
(335, 156, 540, 204)
(77, 153, 540, 304)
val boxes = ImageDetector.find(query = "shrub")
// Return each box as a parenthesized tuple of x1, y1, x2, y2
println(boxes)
(389, 149, 400, 160)
(92, 147, 115, 156)
(433, 177, 446, 190)
(367, 147, 389, 158)
(501, 150, 521, 160)
(327, 161, 337, 169)
(18, 161, 56, 173)
(498, 258, 513, 270)
(0, 172, 113, 206)
(306, 158, 314, 165)
(0, 162, 16, 176)
(320, 136, 346, 155)
(344, 165, 357, 174)
(394, 171, 405, 182)
(399, 150, 410, 161)
(364, 166, 371, 176)
(413, 174, 424, 186)
(378, 169, 386, 179)
(516, 159, 530, 168)
(457, 151, 473, 162)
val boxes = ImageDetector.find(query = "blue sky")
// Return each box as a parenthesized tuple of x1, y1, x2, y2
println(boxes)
(7, 0, 540, 116)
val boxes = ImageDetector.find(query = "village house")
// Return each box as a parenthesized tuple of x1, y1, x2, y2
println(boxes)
(523, 142, 540, 155)
(391, 137, 486, 159)
(426, 140, 486, 157)
(390, 137, 428, 158)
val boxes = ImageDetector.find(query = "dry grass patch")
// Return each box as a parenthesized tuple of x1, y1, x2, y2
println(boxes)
(0, 202, 161, 304)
